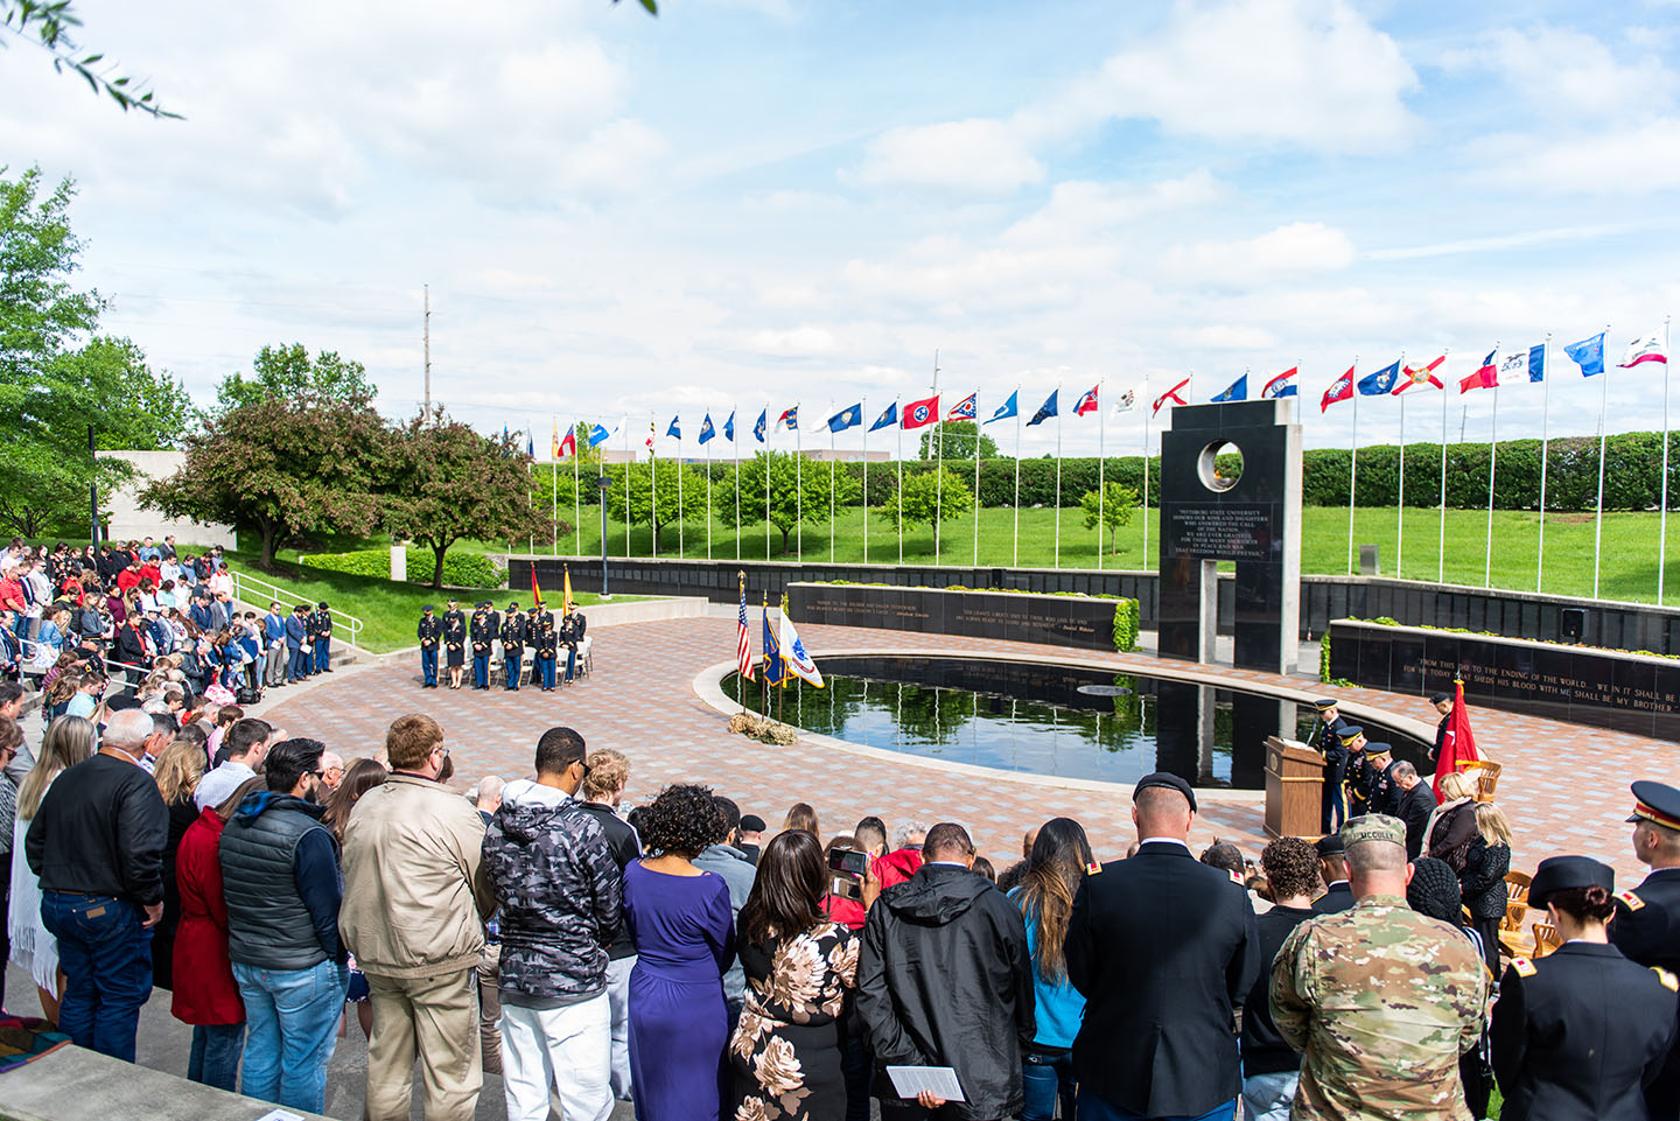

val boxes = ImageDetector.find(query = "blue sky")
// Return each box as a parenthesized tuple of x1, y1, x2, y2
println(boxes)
(2, 0, 1676, 457)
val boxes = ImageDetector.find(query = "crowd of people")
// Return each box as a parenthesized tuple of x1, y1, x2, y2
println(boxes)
(2, 674, 1677, 1121)
(0, 537, 336, 713)
(417, 598, 588, 692)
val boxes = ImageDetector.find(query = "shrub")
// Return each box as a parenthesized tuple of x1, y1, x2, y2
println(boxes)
(301, 547, 503, 589)
(1112, 598, 1140, 653)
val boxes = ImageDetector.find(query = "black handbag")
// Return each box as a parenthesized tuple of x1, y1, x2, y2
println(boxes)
(236, 685, 263, 706)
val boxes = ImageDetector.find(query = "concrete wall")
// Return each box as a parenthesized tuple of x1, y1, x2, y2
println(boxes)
(95, 450, 239, 549)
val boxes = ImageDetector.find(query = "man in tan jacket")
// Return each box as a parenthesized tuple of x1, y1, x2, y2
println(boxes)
(340, 714, 495, 1121)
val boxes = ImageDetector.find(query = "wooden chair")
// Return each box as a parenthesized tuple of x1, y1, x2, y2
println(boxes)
(1531, 921, 1561, 958)
(1501, 870, 1533, 933)
(1457, 759, 1503, 802)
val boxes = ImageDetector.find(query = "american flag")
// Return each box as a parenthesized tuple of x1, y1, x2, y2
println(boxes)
(736, 585, 755, 681)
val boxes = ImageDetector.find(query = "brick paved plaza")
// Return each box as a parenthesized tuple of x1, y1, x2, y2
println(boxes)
(262, 616, 1671, 884)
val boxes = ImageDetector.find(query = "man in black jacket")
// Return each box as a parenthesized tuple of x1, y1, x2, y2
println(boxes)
(577, 747, 641, 1102)
(1612, 780, 1680, 1117)
(1065, 772, 1259, 1121)
(482, 726, 623, 1121)
(220, 737, 347, 1114)
(26, 707, 168, 1061)
(1390, 762, 1437, 861)
(858, 821, 1033, 1121)
(1240, 837, 1320, 1121)
(1312, 833, 1354, 914)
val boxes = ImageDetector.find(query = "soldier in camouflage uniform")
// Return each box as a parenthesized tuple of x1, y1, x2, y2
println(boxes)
(1270, 814, 1487, 1121)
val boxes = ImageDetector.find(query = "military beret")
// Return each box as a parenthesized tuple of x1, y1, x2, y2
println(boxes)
(739, 814, 767, 832)
(1312, 698, 1338, 711)
(1337, 725, 1365, 745)
(1627, 781, 1680, 831)
(1314, 833, 1345, 857)
(1133, 771, 1197, 813)
(1366, 742, 1393, 759)
(1340, 814, 1405, 849)
(1428, 691, 1451, 704)
(1529, 855, 1614, 909)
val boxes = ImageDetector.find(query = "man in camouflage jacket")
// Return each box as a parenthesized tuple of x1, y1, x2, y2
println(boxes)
(1270, 814, 1487, 1121)
(481, 726, 623, 1121)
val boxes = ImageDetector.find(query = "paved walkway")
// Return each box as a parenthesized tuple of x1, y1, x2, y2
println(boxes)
(260, 617, 1674, 882)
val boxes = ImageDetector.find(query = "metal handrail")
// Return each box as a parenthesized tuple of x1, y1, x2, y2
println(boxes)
(227, 567, 365, 650)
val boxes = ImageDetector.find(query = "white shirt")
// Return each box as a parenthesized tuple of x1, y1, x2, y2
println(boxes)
(195, 760, 255, 812)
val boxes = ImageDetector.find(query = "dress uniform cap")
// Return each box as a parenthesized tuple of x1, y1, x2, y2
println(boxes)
(1336, 725, 1365, 745)
(1312, 698, 1338, 711)
(1529, 855, 1614, 909)
(1627, 781, 1680, 831)
(422, 604, 434, 612)
(1340, 814, 1406, 849)
(1428, 691, 1451, 704)
(507, 601, 519, 610)
(317, 601, 329, 609)
(1132, 771, 1197, 813)
(1365, 742, 1393, 759)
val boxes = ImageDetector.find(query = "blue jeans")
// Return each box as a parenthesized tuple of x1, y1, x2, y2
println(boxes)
(1023, 1047, 1077, 1121)
(1077, 1090, 1237, 1121)
(39, 892, 153, 1061)
(420, 645, 438, 686)
(313, 637, 329, 673)
(1240, 1071, 1298, 1121)
(188, 1022, 247, 1091)
(504, 652, 521, 689)
(232, 959, 349, 1114)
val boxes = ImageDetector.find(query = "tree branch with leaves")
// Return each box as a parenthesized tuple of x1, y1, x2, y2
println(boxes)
(1, 0, 177, 117)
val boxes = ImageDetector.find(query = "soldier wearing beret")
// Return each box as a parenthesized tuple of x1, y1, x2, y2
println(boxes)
(441, 598, 467, 690)
(416, 605, 441, 689)
(1067, 772, 1260, 1120)
(500, 601, 526, 691)
(1271, 815, 1487, 1120)
(1611, 780, 1680, 1117)
(470, 601, 497, 690)
(1492, 854, 1679, 1121)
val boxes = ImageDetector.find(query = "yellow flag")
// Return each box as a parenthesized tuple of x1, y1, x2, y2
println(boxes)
(563, 566, 575, 613)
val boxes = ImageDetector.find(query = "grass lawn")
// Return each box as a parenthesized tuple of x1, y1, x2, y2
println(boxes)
(484, 503, 1680, 605)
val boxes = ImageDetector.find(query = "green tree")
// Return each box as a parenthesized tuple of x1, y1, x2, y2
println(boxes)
(1080, 481, 1139, 553)
(216, 343, 377, 411)
(717, 451, 861, 555)
(1, 1, 177, 117)
(877, 466, 973, 531)
(918, 420, 998, 461)
(605, 456, 707, 541)
(0, 168, 195, 534)
(382, 411, 557, 589)
(141, 397, 387, 568)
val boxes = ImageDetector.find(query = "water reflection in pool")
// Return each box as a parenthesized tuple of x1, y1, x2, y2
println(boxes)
(723, 656, 1429, 790)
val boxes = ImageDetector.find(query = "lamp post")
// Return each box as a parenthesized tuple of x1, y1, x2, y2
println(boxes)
(597, 473, 611, 598)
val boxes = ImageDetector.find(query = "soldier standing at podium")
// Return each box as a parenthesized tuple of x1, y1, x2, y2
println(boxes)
(1311, 698, 1351, 834)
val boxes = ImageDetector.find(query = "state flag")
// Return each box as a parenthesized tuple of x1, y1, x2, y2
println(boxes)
(1026, 389, 1058, 427)
(776, 406, 799, 432)
(1112, 388, 1136, 414)
(1620, 328, 1669, 368)
(588, 422, 616, 448)
(947, 392, 978, 421)
(698, 414, 716, 445)
(1460, 349, 1499, 393)
(1261, 368, 1299, 399)
(1565, 332, 1606, 378)
(1320, 366, 1354, 413)
(753, 408, 768, 443)
(903, 395, 941, 430)
(1210, 373, 1247, 403)
(556, 425, 577, 459)
(1073, 384, 1099, 416)
(869, 402, 898, 432)
(666, 415, 682, 440)
(1393, 355, 1445, 395)
(985, 390, 1018, 424)
(724, 411, 736, 441)
(1152, 376, 1190, 415)
(827, 403, 862, 433)
(1357, 361, 1401, 396)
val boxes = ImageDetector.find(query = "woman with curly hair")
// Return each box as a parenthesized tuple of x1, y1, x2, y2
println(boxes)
(624, 783, 736, 1121)
(731, 829, 859, 1121)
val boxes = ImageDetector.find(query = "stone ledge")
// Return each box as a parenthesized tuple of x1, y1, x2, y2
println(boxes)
(0, 1044, 329, 1121)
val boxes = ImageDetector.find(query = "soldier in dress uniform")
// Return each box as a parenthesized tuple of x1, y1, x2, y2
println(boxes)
(441, 597, 467, 690)
(1311, 834, 1354, 915)
(1271, 815, 1487, 1120)
(416, 604, 441, 689)
(1429, 690, 1454, 763)
(1492, 854, 1678, 1121)
(1612, 780, 1680, 1118)
(1360, 744, 1397, 816)
(1311, 701, 1352, 835)
(312, 601, 333, 674)
(500, 601, 526, 691)
(1308, 698, 1349, 751)
(470, 601, 496, 690)
(531, 611, 558, 692)
(1321, 723, 1364, 834)
(303, 602, 324, 677)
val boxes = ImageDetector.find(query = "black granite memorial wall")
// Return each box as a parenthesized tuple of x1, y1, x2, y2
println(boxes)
(1328, 618, 1680, 740)
(785, 582, 1123, 651)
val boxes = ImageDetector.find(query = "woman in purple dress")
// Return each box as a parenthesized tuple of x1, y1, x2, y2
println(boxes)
(624, 784, 737, 1121)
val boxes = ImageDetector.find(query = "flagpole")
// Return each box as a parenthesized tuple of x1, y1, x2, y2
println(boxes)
(1484, 381, 1499, 589)
(932, 352, 943, 566)
(572, 423, 581, 558)
(1397, 389, 1405, 579)
(1346, 359, 1359, 576)
(551, 418, 558, 556)
(1660, 315, 1673, 605)
(1594, 324, 1612, 599)
(1054, 381, 1063, 569)
(676, 422, 685, 559)
(896, 400, 904, 565)
(829, 403, 837, 563)
(527, 427, 535, 557)
(1142, 377, 1151, 570)
(623, 420, 631, 558)
(862, 396, 870, 566)
(1438, 364, 1449, 584)
(1012, 387, 1022, 568)
(1537, 336, 1552, 594)
(972, 394, 982, 567)
(1097, 378, 1106, 570)
(733, 409, 741, 562)
(650, 413, 658, 559)
(704, 424, 712, 560)
(764, 402, 772, 560)
(795, 405, 803, 563)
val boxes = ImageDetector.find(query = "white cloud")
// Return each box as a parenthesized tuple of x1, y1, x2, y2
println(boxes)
(852, 118, 1045, 192)
(1165, 222, 1357, 280)
(1177, 324, 1277, 350)
(735, 326, 840, 356)
(1480, 118, 1680, 194)
(1452, 25, 1677, 122)
(1002, 171, 1222, 245)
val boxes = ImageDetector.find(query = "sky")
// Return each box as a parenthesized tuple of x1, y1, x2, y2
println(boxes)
(3, 0, 1678, 460)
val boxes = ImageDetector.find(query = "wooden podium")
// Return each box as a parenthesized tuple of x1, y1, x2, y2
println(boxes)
(1265, 736, 1326, 839)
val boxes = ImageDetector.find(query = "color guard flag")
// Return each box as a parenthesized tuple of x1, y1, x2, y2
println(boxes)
(1357, 361, 1401, 396)
(827, 403, 862, 433)
(779, 610, 824, 688)
(1620, 328, 1669, 368)
(1460, 349, 1499, 393)
(551, 418, 561, 458)
(985, 390, 1018, 424)
(776, 406, 799, 432)
(698, 414, 716, 445)
(870, 401, 899, 431)
(1210, 373, 1247, 403)
(753, 408, 768, 443)
(762, 599, 785, 686)
(903, 395, 940, 430)
(1393, 355, 1445, 395)
(1432, 679, 1480, 799)
(1321, 366, 1354, 412)
(1152, 376, 1190, 415)
(557, 426, 577, 459)
(530, 565, 544, 609)
(1261, 368, 1299, 399)
(1072, 384, 1099, 416)
(946, 392, 978, 421)
(736, 583, 755, 682)
(1565, 332, 1606, 377)
(562, 567, 576, 613)
(666, 415, 682, 440)
(724, 411, 736, 441)
(1026, 389, 1058, 426)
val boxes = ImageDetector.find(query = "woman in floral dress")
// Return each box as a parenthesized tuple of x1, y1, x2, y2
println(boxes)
(731, 829, 861, 1121)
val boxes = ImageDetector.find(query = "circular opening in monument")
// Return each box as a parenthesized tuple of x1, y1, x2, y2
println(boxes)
(1198, 441, 1244, 493)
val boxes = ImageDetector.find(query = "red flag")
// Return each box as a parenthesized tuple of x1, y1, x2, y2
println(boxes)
(530, 566, 544, 609)
(1393, 355, 1445, 395)
(902, 394, 940, 430)
(1151, 376, 1190, 415)
(557, 427, 576, 459)
(1460, 349, 1499, 393)
(1320, 365, 1354, 412)
(1433, 679, 1480, 798)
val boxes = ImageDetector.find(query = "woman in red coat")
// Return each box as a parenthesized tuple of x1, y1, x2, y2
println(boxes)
(172, 777, 258, 1090)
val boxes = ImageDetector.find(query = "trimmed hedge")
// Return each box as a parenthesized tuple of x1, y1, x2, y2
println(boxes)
(301, 547, 503, 589)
